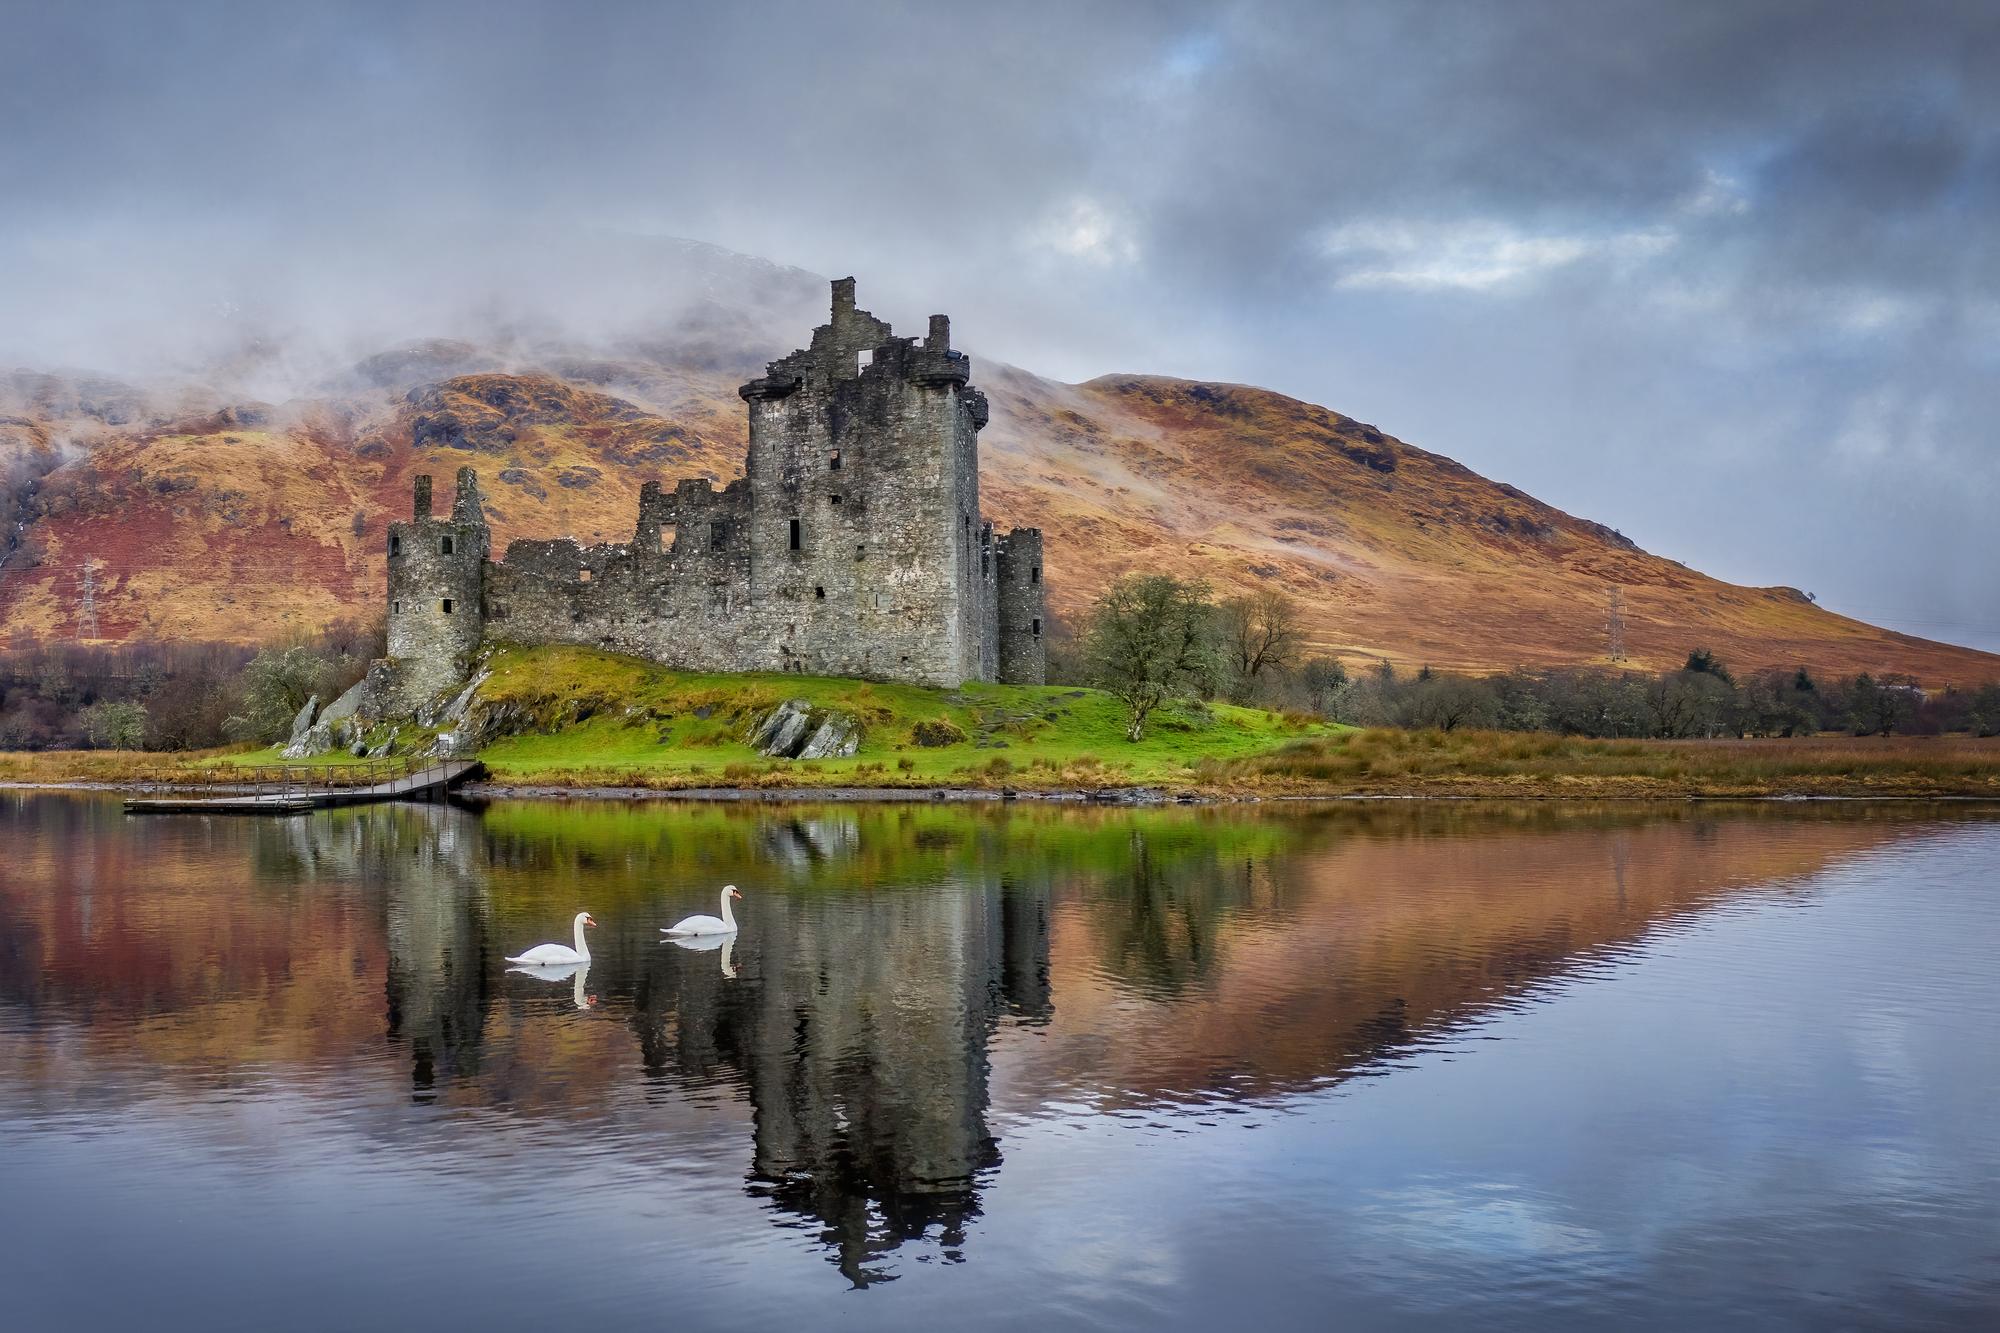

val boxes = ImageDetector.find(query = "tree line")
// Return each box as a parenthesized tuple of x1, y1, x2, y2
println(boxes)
(1058, 574, 2000, 741)
(0, 620, 380, 751)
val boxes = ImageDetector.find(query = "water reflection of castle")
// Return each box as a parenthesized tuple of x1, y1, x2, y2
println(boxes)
(349, 807, 1052, 1287)
(222, 801, 1891, 1287)
(623, 853, 1052, 1286)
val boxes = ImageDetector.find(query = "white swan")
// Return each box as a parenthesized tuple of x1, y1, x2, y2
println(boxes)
(663, 885, 741, 937)
(506, 911, 595, 965)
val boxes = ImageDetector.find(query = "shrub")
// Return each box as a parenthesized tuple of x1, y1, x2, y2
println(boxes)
(910, 717, 966, 747)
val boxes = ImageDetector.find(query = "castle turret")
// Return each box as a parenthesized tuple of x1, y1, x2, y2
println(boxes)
(385, 467, 489, 708)
(995, 529, 1046, 685)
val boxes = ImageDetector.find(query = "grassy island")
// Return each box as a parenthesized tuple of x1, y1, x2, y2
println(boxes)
(4, 645, 2000, 799)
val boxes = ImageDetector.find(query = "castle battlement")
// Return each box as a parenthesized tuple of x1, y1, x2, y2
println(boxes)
(382, 279, 1045, 709)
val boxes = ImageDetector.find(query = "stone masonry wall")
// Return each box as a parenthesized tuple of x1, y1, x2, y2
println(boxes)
(381, 280, 1046, 699)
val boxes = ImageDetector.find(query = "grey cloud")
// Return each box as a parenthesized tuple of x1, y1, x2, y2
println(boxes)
(0, 0, 1995, 648)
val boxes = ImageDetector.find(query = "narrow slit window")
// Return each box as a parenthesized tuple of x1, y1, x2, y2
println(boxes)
(814, 586, 825, 600)
(855, 544, 865, 561)
(660, 523, 676, 554)
(441, 535, 454, 556)
(1032, 617, 1041, 637)
(710, 520, 728, 549)
(441, 598, 454, 614)
(392, 600, 402, 615)
(1030, 566, 1040, 585)
(828, 450, 842, 471)
(789, 518, 801, 551)
(389, 534, 401, 556)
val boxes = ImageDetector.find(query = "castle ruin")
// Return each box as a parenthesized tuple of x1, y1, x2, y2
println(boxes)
(382, 279, 1045, 708)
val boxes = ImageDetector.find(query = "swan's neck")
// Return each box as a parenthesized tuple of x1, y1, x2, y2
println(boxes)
(573, 917, 592, 960)
(719, 890, 736, 931)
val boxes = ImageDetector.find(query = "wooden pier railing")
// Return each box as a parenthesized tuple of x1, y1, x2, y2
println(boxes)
(124, 755, 482, 814)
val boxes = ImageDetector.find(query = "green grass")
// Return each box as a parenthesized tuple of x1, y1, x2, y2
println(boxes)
(458, 643, 1329, 790)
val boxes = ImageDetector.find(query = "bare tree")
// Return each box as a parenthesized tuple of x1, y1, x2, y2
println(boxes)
(1298, 656, 1350, 720)
(1217, 588, 1305, 702)
(1403, 674, 1499, 731)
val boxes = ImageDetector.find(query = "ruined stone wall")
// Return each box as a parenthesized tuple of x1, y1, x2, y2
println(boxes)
(996, 529, 1046, 686)
(381, 280, 1048, 698)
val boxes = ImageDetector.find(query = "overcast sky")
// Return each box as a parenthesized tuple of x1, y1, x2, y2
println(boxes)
(3, 0, 1996, 649)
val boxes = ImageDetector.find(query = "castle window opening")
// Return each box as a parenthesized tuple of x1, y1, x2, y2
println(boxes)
(710, 520, 728, 549)
(1032, 617, 1041, 637)
(830, 494, 842, 506)
(442, 598, 454, 614)
(789, 518, 801, 551)
(389, 534, 401, 556)
(1031, 566, 1041, 584)
(392, 600, 402, 615)
(441, 536, 454, 556)
(814, 586, 825, 600)
(828, 450, 841, 471)
(660, 523, 676, 554)
(855, 544, 865, 561)
(579, 568, 592, 582)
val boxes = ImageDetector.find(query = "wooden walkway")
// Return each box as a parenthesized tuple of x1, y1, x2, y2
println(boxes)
(124, 758, 483, 815)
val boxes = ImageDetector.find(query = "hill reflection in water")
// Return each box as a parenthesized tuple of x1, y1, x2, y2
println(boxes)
(0, 795, 1987, 1301)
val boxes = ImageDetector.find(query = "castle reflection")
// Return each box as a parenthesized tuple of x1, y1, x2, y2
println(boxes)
(0, 793, 1970, 1285)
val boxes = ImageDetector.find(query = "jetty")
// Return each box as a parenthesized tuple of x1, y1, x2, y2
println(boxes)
(124, 757, 482, 815)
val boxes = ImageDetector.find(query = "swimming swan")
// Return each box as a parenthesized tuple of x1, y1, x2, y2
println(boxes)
(506, 911, 595, 965)
(663, 885, 741, 937)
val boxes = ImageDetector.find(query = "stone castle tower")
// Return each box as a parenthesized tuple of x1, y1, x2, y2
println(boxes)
(384, 467, 490, 707)
(382, 279, 1045, 708)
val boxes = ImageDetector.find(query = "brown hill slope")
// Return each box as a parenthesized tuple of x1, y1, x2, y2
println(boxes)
(1, 346, 1994, 685)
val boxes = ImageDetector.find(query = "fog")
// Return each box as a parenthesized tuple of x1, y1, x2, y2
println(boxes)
(2, 0, 1995, 648)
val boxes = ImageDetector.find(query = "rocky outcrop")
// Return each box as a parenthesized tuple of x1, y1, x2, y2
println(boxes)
(285, 694, 319, 745)
(749, 699, 861, 759)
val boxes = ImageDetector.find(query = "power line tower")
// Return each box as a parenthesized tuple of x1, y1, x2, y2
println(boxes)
(1606, 586, 1627, 663)
(76, 558, 101, 641)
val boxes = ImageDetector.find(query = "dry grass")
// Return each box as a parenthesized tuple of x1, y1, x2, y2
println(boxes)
(1196, 730, 2000, 797)
(0, 746, 251, 785)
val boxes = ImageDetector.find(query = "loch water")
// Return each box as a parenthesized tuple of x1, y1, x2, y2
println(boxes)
(1, 794, 1996, 1331)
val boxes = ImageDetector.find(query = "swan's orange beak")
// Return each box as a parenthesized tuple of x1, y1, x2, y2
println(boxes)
(584, 914, 597, 927)
(730, 889, 743, 900)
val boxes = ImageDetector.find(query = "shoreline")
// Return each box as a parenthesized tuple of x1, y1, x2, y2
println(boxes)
(8, 776, 2000, 806)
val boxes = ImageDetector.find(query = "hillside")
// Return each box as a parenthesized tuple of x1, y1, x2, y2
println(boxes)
(2, 265, 1995, 685)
